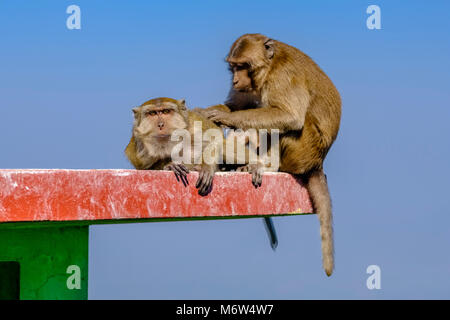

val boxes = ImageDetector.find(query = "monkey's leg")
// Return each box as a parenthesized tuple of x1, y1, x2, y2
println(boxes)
(164, 162, 190, 187)
(236, 143, 278, 188)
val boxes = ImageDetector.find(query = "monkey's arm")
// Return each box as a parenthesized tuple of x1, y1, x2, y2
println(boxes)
(207, 89, 310, 133)
(125, 137, 146, 169)
(191, 104, 231, 118)
(125, 136, 159, 170)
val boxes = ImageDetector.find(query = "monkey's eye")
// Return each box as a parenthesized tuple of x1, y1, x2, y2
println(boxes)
(147, 111, 157, 116)
(162, 109, 171, 114)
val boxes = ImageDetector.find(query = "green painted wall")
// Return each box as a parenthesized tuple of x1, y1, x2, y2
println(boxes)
(0, 226, 88, 300)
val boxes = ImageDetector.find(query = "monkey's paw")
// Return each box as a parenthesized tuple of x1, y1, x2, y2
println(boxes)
(164, 163, 190, 187)
(204, 110, 231, 126)
(237, 163, 264, 188)
(195, 168, 214, 196)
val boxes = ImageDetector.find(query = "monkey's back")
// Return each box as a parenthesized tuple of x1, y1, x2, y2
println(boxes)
(187, 110, 221, 132)
(278, 42, 342, 174)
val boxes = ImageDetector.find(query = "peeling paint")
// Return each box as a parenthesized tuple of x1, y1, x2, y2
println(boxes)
(111, 171, 132, 177)
(0, 169, 313, 224)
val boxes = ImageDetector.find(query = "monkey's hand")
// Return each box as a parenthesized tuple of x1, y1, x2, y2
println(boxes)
(194, 165, 215, 196)
(192, 105, 231, 119)
(164, 162, 190, 187)
(237, 163, 264, 188)
(205, 109, 234, 127)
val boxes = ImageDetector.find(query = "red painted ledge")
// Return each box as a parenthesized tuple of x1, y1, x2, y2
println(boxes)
(0, 170, 313, 225)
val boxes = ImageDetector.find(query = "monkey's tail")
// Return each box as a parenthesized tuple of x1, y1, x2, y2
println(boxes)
(263, 217, 278, 250)
(307, 169, 334, 276)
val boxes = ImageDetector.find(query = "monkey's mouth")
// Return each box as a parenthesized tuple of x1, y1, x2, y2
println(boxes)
(235, 87, 248, 92)
(153, 134, 171, 139)
(236, 86, 252, 93)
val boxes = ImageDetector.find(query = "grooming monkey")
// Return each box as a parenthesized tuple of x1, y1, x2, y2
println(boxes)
(199, 34, 342, 276)
(125, 97, 223, 196)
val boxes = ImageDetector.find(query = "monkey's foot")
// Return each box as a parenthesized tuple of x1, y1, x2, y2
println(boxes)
(236, 163, 264, 188)
(164, 163, 189, 187)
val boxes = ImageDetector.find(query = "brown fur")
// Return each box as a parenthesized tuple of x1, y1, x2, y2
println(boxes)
(201, 34, 341, 275)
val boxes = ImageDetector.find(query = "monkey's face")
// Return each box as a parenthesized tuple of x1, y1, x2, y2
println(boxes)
(227, 34, 275, 92)
(229, 63, 253, 92)
(132, 101, 188, 142)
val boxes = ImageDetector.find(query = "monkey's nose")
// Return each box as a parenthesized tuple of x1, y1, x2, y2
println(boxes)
(233, 80, 239, 86)
(158, 122, 164, 129)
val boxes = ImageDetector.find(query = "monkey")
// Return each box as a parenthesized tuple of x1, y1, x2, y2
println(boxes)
(199, 34, 342, 276)
(125, 97, 278, 249)
(125, 97, 223, 196)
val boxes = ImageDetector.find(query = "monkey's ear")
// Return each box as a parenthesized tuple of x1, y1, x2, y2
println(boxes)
(132, 107, 139, 117)
(177, 99, 187, 110)
(264, 39, 275, 59)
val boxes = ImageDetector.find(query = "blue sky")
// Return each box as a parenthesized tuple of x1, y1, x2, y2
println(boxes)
(1, 1, 449, 299)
